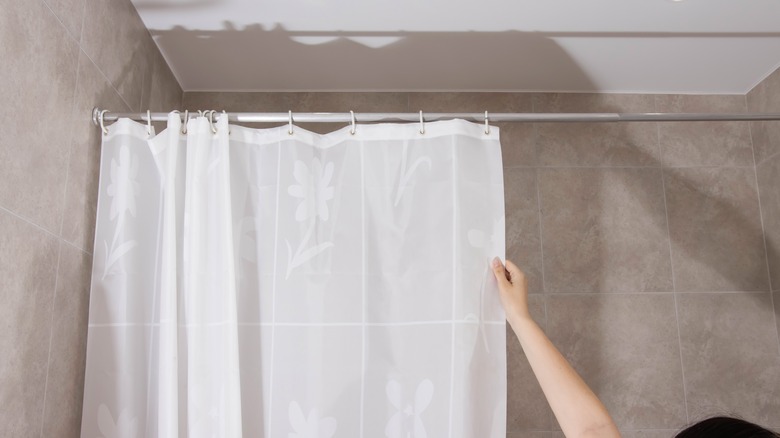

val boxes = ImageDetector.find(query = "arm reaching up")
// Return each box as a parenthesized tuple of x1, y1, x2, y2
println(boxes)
(492, 257, 621, 438)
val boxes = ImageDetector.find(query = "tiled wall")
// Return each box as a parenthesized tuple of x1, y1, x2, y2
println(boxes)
(184, 90, 780, 436)
(0, 0, 181, 436)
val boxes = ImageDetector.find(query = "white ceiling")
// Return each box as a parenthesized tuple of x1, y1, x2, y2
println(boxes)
(133, 0, 780, 93)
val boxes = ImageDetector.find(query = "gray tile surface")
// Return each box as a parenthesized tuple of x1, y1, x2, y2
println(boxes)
(533, 93, 660, 167)
(538, 168, 673, 293)
(747, 67, 780, 165)
(0, 0, 79, 232)
(504, 169, 543, 294)
(545, 294, 687, 430)
(60, 51, 132, 253)
(656, 94, 753, 167)
(1, 1, 182, 437)
(81, 0, 152, 111)
(0, 210, 60, 437)
(757, 154, 780, 292)
(664, 167, 769, 292)
(41, 243, 92, 437)
(677, 293, 780, 426)
(42, 0, 86, 41)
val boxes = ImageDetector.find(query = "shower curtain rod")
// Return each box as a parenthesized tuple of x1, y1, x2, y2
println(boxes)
(92, 108, 780, 126)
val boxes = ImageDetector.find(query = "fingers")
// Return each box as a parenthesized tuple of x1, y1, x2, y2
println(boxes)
(504, 259, 524, 284)
(491, 257, 510, 287)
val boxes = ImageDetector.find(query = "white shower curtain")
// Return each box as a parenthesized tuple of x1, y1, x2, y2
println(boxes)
(81, 113, 506, 438)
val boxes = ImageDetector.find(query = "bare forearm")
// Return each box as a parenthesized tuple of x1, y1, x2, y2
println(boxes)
(509, 315, 620, 438)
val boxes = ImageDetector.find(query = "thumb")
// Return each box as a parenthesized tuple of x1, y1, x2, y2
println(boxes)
(491, 257, 510, 287)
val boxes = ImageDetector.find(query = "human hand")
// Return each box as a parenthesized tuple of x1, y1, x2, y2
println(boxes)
(491, 257, 531, 327)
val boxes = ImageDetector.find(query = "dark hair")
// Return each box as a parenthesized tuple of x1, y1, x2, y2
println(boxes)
(676, 416, 779, 438)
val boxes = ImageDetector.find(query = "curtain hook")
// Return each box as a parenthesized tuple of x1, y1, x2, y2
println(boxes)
(181, 110, 188, 134)
(146, 110, 153, 137)
(208, 110, 217, 134)
(288, 110, 294, 135)
(419, 110, 425, 135)
(350, 110, 356, 135)
(99, 109, 109, 136)
(484, 110, 490, 135)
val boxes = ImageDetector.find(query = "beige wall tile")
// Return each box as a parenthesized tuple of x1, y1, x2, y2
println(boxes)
(664, 167, 769, 292)
(507, 296, 551, 432)
(0, 210, 60, 437)
(656, 94, 753, 167)
(538, 168, 673, 293)
(140, 41, 183, 112)
(408, 93, 536, 166)
(677, 293, 780, 426)
(42, 0, 86, 41)
(534, 93, 660, 167)
(546, 294, 687, 430)
(81, 0, 152, 111)
(747, 66, 780, 165)
(61, 52, 132, 253)
(504, 169, 543, 294)
(0, 0, 79, 232)
(757, 153, 780, 291)
(41, 244, 92, 437)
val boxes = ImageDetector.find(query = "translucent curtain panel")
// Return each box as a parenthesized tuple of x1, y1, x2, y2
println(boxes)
(81, 114, 507, 437)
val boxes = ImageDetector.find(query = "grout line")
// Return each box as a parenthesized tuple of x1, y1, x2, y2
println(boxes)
(77, 0, 86, 45)
(0, 206, 93, 257)
(756, 147, 780, 168)
(39, 0, 80, 45)
(747, 116, 780, 355)
(57, 39, 83, 241)
(77, 46, 134, 113)
(658, 137, 690, 423)
(38, 242, 63, 438)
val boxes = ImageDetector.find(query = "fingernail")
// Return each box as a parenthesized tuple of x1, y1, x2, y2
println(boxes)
(491, 257, 500, 268)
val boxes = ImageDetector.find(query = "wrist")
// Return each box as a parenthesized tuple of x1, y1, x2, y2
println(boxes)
(506, 310, 534, 331)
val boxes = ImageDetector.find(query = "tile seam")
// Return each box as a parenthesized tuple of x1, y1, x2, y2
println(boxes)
(658, 114, 690, 424)
(38, 242, 63, 438)
(748, 110, 780, 355)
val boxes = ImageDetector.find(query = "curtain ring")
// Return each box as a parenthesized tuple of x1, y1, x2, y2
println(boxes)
(99, 109, 109, 135)
(146, 110, 152, 137)
(181, 110, 188, 134)
(484, 111, 490, 135)
(208, 110, 217, 134)
(288, 110, 294, 135)
(419, 110, 425, 135)
(350, 110, 356, 135)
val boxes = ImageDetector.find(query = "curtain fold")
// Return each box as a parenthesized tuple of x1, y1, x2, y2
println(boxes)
(81, 114, 507, 438)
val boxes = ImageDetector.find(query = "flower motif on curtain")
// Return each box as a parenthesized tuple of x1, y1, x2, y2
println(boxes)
(289, 159, 335, 222)
(288, 401, 338, 438)
(385, 379, 434, 438)
(285, 158, 336, 279)
(102, 145, 139, 280)
(97, 404, 138, 438)
(394, 142, 432, 207)
(465, 216, 505, 352)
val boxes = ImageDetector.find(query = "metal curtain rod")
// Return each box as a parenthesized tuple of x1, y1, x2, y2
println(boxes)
(91, 108, 780, 126)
